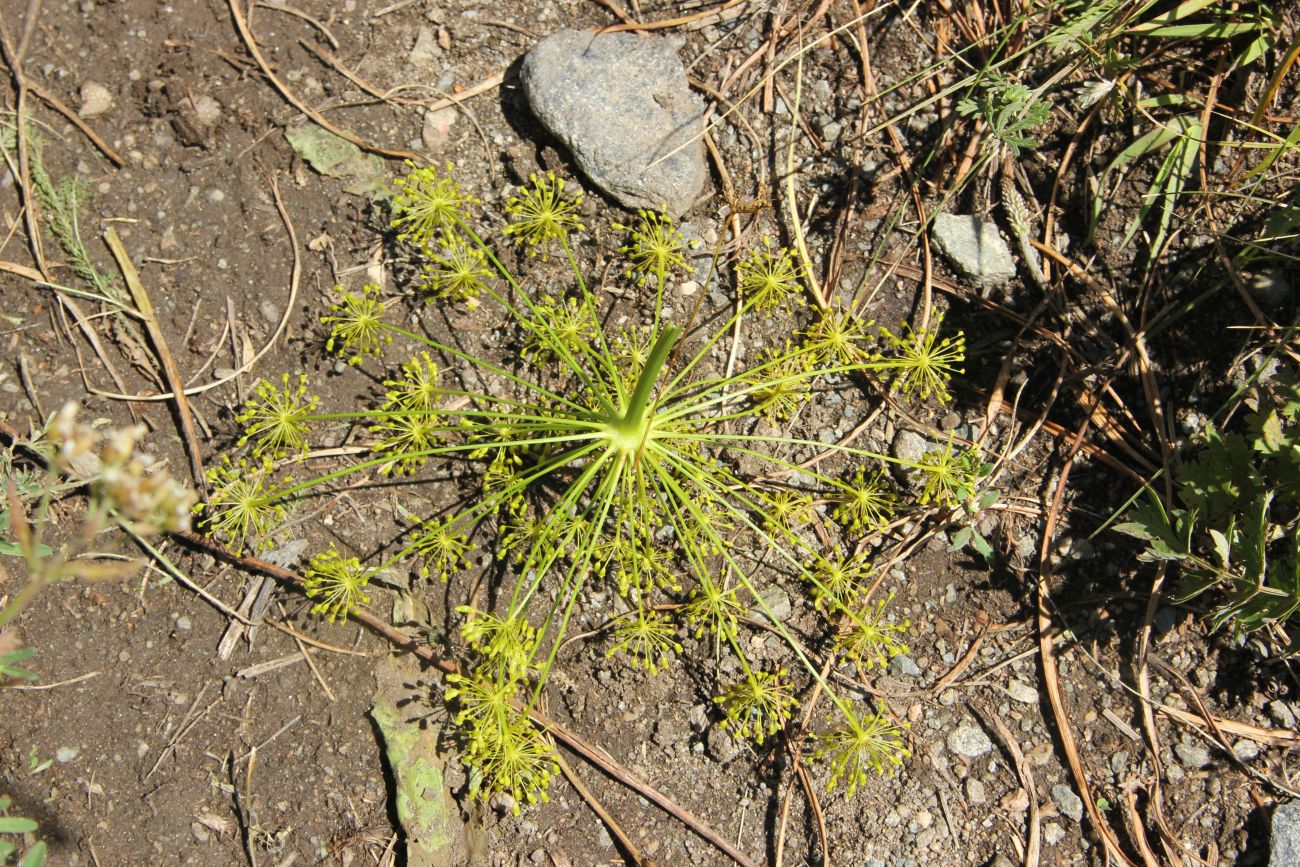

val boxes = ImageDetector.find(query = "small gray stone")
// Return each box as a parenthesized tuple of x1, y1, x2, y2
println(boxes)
(1050, 783, 1084, 823)
(707, 725, 741, 764)
(965, 776, 986, 805)
(990, 857, 1014, 867)
(1042, 821, 1066, 846)
(1268, 700, 1297, 729)
(175, 615, 192, 631)
(1174, 741, 1212, 769)
(1233, 739, 1261, 762)
(521, 30, 706, 216)
(408, 25, 442, 68)
(1005, 679, 1039, 705)
(931, 213, 1016, 286)
(892, 429, 929, 468)
(946, 723, 993, 758)
(1272, 800, 1300, 867)
(749, 586, 790, 623)
(888, 654, 922, 678)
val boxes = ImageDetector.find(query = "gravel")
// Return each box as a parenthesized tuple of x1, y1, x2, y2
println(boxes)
(1050, 783, 1084, 823)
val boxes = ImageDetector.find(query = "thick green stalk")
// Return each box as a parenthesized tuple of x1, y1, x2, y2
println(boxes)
(608, 325, 680, 446)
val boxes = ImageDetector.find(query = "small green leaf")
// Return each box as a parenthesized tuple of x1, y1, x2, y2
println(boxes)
(19, 841, 47, 867)
(0, 817, 38, 834)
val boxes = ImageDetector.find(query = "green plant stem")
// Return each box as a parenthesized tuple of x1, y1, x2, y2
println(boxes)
(610, 326, 680, 443)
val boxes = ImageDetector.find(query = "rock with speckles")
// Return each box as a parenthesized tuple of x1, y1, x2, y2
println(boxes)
(521, 29, 707, 216)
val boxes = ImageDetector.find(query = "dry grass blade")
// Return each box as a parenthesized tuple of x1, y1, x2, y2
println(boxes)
(972, 701, 1039, 867)
(91, 176, 301, 402)
(103, 227, 207, 492)
(1039, 419, 1139, 867)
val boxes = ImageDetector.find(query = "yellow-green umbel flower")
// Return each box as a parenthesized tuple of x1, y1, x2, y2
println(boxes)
(303, 545, 371, 622)
(736, 240, 804, 310)
(391, 161, 475, 245)
(236, 373, 319, 457)
(814, 704, 909, 795)
(503, 171, 585, 255)
(323, 283, 390, 364)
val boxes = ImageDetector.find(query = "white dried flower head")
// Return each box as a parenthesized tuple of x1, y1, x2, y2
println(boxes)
(48, 402, 96, 469)
(101, 425, 145, 466)
(96, 455, 196, 534)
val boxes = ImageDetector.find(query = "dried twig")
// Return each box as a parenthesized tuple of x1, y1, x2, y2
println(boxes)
(553, 751, 647, 866)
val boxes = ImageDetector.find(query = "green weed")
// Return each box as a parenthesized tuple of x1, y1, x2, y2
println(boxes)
(206, 164, 982, 808)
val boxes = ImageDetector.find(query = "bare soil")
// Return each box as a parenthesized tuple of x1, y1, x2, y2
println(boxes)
(1, 1, 1295, 866)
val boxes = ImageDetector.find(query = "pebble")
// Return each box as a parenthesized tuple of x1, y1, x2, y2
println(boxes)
(1005, 679, 1039, 704)
(965, 777, 986, 804)
(421, 106, 458, 151)
(78, 81, 113, 117)
(1050, 783, 1084, 823)
(891, 429, 929, 471)
(521, 30, 706, 216)
(1267, 699, 1296, 729)
(408, 25, 442, 67)
(192, 94, 222, 127)
(706, 725, 741, 764)
(1248, 267, 1291, 309)
(888, 654, 922, 678)
(1042, 822, 1066, 846)
(175, 615, 192, 631)
(1174, 741, 1212, 769)
(946, 723, 993, 758)
(1233, 739, 1261, 762)
(749, 586, 790, 623)
(930, 213, 1016, 286)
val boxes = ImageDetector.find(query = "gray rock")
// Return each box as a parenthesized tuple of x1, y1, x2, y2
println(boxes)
(706, 724, 741, 764)
(888, 654, 922, 678)
(1268, 700, 1296, 729)
(965, 776, 986, 805)
(1272, 800, 1300, 867)
(892, 428, 929, 469)
(521, 30, 706, 216)
(1042, 821, 1066, 846)
(1050, 783, 1084, 823)
(1174, 741, 1212, 769)
(1234, 739, 1261, 762)
(946, 723, 993, 758)
(931, 213, 1016, 286)
(749, 586, 790, 623)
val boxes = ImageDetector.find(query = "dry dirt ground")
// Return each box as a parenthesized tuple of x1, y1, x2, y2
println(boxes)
(0, 1, 1295, 866)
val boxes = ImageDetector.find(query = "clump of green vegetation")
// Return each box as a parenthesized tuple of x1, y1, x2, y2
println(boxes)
(205, 163, 985, 809)
(0, 794, 45, 867)
(1117, 364, 1300, 637)
(955, 72, 1052, 158)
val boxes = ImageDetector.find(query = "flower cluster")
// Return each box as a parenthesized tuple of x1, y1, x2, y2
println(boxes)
(46, 403, 196, 533)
